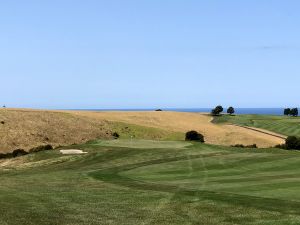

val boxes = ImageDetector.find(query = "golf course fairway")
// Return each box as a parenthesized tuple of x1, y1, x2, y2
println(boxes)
(1, 139, 300, 225)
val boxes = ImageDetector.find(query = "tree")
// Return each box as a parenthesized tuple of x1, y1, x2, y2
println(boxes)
(185, 131, 204, 142)
(227, 107, 235, 115)
(284, 108, 291, 116)
(211, 105, 223, 116)
(290, 108, 299, 117)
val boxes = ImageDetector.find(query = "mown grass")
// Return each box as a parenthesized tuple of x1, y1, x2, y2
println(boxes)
(213, 114, 300, 137)
(1, 140, 300, 224)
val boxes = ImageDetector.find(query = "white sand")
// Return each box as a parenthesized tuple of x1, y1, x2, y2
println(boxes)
(60, 149, 88, 155)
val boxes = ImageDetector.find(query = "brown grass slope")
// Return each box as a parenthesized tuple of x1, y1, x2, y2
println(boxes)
(0, 109, 112, 153)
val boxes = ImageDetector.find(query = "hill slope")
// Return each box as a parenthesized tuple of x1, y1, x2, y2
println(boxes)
(0, 109, 285, 152)
(71, 111, 284, 148)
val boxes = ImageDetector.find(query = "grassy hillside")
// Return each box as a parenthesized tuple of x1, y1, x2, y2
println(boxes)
(1, 140, 300, 224)
(213, 114, 300, 137)
(0, 109, 286, 152)
(70, 111, 284, 147)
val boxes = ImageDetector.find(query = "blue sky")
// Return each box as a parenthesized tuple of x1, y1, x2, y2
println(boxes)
(0, 0, 299, 109)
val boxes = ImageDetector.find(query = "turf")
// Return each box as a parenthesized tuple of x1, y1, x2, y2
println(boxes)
(213, 114, 300, 137)
(1, 140, 300, 224)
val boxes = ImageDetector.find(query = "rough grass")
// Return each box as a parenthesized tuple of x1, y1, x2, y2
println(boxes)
(1, 140, 300, 224)
(213, 114, 300, 137)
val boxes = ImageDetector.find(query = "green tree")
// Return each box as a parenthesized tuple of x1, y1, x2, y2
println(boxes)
(211, 105, 223, 116)
(284, 108, 291, 116)
(290, 108, 298, 117)
(227, 107, 235, 115)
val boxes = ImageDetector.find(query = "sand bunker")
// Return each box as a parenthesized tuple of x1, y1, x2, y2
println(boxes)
(60, 149, 87, 155)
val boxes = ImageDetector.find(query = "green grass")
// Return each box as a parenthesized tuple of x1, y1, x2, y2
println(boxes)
(213, 114, 300, 137)
(88, 139, 192, 149)
(1, 140, 300, 224)
(109, 121, 184, 140)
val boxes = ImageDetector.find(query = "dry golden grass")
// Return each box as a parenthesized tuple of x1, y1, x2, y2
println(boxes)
(0, 109, 284, 153)
(70, 111, 284, 148)
(0, 108, 111, 153)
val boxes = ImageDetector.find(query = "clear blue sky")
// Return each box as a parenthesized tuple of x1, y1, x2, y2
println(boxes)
(0, 0, 299, 109)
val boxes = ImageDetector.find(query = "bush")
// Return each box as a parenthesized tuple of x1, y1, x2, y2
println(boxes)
(29, 144, 53, 153)
(12, 149, 28, 158)
(112, 132, 120, 139)
(155, 109, 162, 111)
(0, 145, 54, 160)
(185, 131, 204, 142)
(231, 144, 257, 148)
(275, 144, 287, 149)
(0, 152, 12, 159)
(285, 136, 300, 150)
(275, 136, 300, 150)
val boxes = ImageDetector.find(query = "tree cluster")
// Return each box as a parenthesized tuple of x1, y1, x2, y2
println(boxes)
(211, 105, 235, 116)
(284, 108, 298, 116)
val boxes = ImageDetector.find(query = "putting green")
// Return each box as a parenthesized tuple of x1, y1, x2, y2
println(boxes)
(89, 139, 192, 149)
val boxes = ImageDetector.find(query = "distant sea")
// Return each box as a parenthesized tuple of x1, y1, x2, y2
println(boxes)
(77, 108, 285, 116)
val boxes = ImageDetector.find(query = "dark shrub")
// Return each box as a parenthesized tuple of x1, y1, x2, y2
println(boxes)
(285, 136, 300, 150)
(185, 131, 204, 142)
(112, 132, 120, 139)
(12, 149, 28, 158)
(231, 144, 245, 148)
(155, 109, 162, 111)
(0, 153, 12, 159)
(231, 144, 257, 148)
(247, 144, 257, 148)
(29, 144, 53, 153)
(275, 144, 287, 149)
